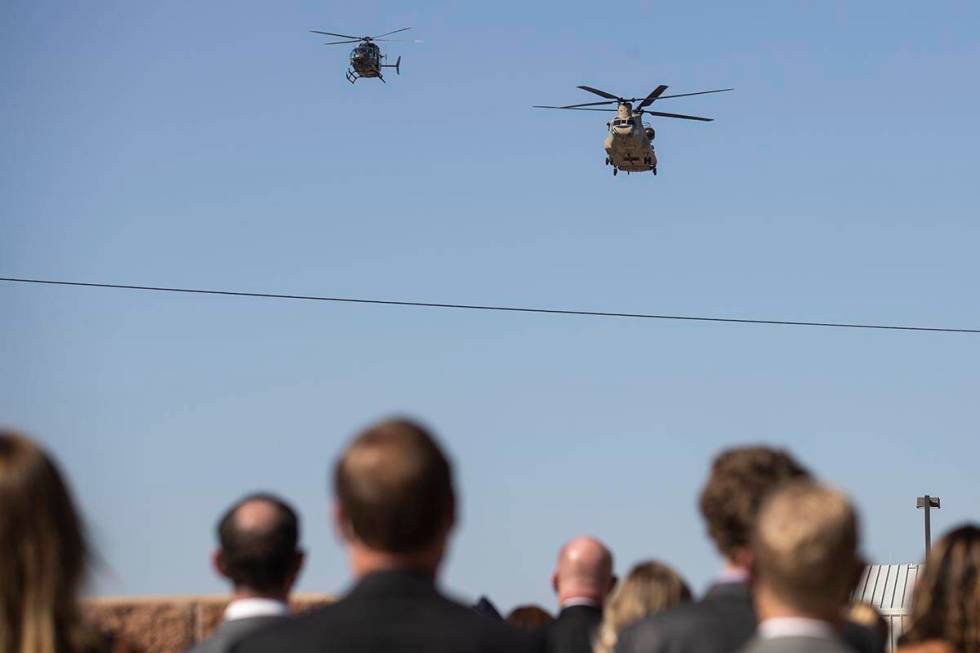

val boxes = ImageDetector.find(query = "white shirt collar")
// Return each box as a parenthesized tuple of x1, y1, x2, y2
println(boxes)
(223, 597, 289, 622)
(561, 597, 599, 609)
(758, 618, 837, 640)
(715, 567, 750, 584)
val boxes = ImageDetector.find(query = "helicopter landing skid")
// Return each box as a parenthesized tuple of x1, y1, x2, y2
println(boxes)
(347, 68, 387, 83)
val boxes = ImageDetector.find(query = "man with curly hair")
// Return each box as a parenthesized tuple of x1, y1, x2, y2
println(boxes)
(615, 446, 810, 653)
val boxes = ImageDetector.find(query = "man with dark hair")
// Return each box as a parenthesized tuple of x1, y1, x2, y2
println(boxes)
(235, 418, 539, 653)
(188, 493, 304, 653)
(616, 446, 810, 653)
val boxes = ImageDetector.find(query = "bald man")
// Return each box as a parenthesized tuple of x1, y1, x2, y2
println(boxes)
(544, 536, 616, 653)
(188, 493, 305, 653)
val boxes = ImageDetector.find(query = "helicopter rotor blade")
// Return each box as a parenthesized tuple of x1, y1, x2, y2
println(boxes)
(323, 40, 362, 45)
(532, 106, 618, 112)
(310, 30, 362, 39)
(577, 85, 621, 100)
(374, 38, 423, 43)
(643, 110, 714, 121)
(636, 85, 670, 109)
(657, 88, 734, 100)
(371, 27, 412, 38)
(554, 99, 621, 108)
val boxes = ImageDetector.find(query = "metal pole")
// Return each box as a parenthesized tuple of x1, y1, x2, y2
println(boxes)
(916, 495, 941, 556)
(924, 495, 931, 552)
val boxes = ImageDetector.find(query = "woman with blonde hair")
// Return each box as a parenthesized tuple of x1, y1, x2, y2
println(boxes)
(594, 560, 692, 653)
(0, 430, 131, 653)
(899, 524, 980, 653)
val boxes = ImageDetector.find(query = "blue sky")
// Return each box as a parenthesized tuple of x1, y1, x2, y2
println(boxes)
(2, 0, 979, 611)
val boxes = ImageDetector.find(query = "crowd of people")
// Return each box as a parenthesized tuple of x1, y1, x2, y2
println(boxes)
(1, 420, 978, 653)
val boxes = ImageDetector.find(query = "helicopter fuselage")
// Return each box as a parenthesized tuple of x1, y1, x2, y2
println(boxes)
(603, 104, 656, 173)
(344, 41, 401, 83)
(350, 43, 382, 78)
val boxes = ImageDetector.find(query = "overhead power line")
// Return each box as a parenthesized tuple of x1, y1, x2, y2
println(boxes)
(1, 275, 978, 335)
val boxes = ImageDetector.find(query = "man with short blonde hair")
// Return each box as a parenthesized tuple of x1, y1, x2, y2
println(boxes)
(741, 481, 864, 653)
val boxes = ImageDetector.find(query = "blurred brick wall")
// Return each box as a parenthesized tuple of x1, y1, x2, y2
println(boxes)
(83, 594, 330, 653)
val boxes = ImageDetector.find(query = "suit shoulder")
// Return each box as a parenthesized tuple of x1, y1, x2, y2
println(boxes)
(740, 637, 858, 653)
(616, 599, 753, 653)
(434, 596, 541, 651)
(233, 597, 538, 653)
(622, 601, 712, 637)
(230, 607, 332, 653)
(617, 612, 668, 653)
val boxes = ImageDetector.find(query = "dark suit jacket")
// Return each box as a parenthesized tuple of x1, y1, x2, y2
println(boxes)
(740, 635, 857, 653)
(616, 582, 755, 653)
(543, 604, 603, 653)
(615, 583, 881, 653)
(187, 615, 288, 653)
(232, 569, 541, 653)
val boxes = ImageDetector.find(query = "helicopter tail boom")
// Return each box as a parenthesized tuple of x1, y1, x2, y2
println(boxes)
(382, 55, 401, 75)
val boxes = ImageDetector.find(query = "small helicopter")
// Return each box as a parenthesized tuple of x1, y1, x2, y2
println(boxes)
(309, 27, 415, 83)
(535, 85, 732, 175)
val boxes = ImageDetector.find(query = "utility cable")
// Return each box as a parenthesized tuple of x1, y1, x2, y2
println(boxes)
(1, 276, 978, 335)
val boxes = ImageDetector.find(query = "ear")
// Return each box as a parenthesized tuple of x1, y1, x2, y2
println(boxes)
(287, 549, 306, 588)
(551, 570, 559, 596)
(332, 500, 353, 543)
(608, 574, 618, 593)
(850, 555, 867, 591)
(732, 547, 754, 570)
(212, 550, 228, 580)
(446, 496, 458, 532)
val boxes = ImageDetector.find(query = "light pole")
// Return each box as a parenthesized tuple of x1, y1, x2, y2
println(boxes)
(916, 495, 941, 554)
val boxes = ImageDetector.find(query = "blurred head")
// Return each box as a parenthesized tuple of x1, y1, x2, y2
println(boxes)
(214, 493, 304, 598)
(752, 481, 863, 619)
(594, 560, 692, 653)
(0, 430, 96, 653)
(506, 605, 554, 630)
(699, 446, 810, 567)
(552, 536, 615, 607)
(333, 418, 456, 575)
(847, 602, 889, 650)
(903, 524, 980, 653)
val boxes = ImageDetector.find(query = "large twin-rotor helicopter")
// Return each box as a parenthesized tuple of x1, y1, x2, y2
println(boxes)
(535, 85, 733, 175)
(309, 27, 416, 83)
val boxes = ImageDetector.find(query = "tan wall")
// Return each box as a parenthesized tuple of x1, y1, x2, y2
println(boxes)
(83, 594, 331, 653)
